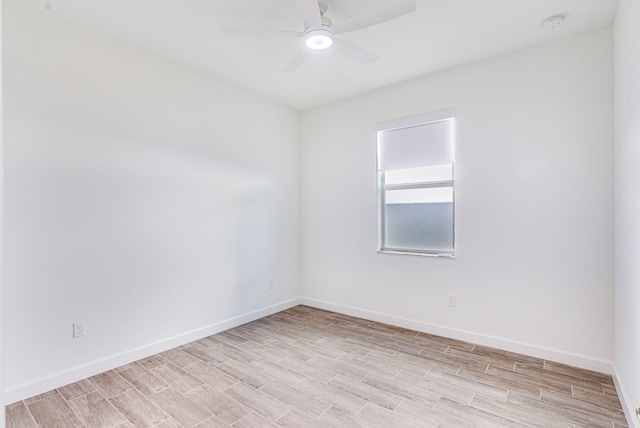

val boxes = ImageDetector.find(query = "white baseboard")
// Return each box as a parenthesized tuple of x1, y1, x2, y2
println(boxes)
(613, 367, 640, 428)
(5, 296, 619, 411)
(299, 297, 614, 375)
(4, 298, 302, 405)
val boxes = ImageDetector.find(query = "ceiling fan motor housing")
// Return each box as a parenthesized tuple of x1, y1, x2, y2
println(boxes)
(305, 28, 333, 49)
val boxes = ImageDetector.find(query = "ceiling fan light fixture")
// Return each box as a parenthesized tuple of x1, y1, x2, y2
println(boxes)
(305, 29, 332, 50)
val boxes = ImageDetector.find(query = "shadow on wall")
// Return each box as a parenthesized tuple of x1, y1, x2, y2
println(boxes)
(4, 135, 278, 387)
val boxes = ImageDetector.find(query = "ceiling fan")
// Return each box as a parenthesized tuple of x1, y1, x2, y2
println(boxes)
(223, 0, 417, 72)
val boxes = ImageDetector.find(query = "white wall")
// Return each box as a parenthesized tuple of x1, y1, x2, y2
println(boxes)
(614, 0, 640, 425)
(300, 28, 614, 371)
(3, 0, 299, 402)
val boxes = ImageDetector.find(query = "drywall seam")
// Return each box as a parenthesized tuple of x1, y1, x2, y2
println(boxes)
(300, 297, 614, 375)
(4, 297, 302, 405)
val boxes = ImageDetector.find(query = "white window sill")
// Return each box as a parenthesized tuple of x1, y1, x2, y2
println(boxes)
(377, 250, 456, 259)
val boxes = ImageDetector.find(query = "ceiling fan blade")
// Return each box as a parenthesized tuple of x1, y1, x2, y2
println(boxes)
(294, 0, 322, 27)
(283, 48, 312, 72)
(223, 27, 304, 38)
(331, 38, 380, 65)
(332, 0, 416, 35)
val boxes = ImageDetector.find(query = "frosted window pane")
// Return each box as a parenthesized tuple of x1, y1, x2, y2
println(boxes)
(384, 201, 454, 252)
(379, 120, 452, 170)
(385, 187, 453, 204)
(385, 164, 452, 185)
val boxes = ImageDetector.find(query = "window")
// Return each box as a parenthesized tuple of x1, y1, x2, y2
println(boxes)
(377, 109, 455, 257)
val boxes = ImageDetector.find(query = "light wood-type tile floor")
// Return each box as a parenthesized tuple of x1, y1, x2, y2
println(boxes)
(5, 305, 629, 427)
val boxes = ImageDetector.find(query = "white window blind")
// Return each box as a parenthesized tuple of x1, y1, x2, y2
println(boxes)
(378, 120, 453, 170)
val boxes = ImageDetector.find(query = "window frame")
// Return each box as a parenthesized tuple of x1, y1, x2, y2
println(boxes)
(376, 109, 456, 258)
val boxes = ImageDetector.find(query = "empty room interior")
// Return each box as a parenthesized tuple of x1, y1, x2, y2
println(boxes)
(1, 0, 639, 426)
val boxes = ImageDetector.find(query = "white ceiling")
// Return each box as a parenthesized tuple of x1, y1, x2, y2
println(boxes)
(21, 0, 619, 111)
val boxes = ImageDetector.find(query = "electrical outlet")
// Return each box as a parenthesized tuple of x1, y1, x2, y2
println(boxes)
(73, 321, 85, 338)
(448, 295, 457, 307)
(268, 280, 274, 290)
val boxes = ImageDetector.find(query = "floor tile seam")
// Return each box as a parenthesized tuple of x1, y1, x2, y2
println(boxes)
(464, 389, 508, 403)
(28, 391, 86, 428)
(542, 361, 615, 382)
(372, 401, 424, 427)
(91, 370, 138, 398)
(66, 385, 132, 428)
(20, 399, 41, 428)
(164, 417, 186, 427)
(263, 385, 334, 420)
(173, 358, 203, 372)
(308, 402, 337, 422)
(502, 387, 512, 404)
(78, 397, 130, 428)
(290, 371, 310, 387)
(538, 390, 629, 420)
(22, 391, 57, 406)
(507, 391, 620, 427)
(353, 401, 375, 417)
(217, 384, 261, 419)
(204, 391, 254, 424)
(514, 363, 609, 387)
(383, 335, 444, 351)
(430, 395, 445, 412)
(270, 377, 333, 408)
(389, 396, 408, 414)
(395, 402, 435, 426)
(196, 341, 223, 350)
(58, 388, 94, 403)
(453, 373, 525, 396)
(120, 372, 172, 396)
(108, 380, 171, 424)
(357, 375, 429, 410)
(430, 376, 509, 399)
(445, 347, 528, 368)
(598, 381, 620, 394)
(489, 367, 583, 392)
(328, 377, 398, 410)
(514, 371, 605, 395)
(466, 396, 539, 428)
(229, 411, 256, 427)
(390, 369, 405, 381)
(178, 378, 208, 396)
(256, 376, 282, 392)
(148, 386, 214, 425)
(568, 391, 626, 413)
